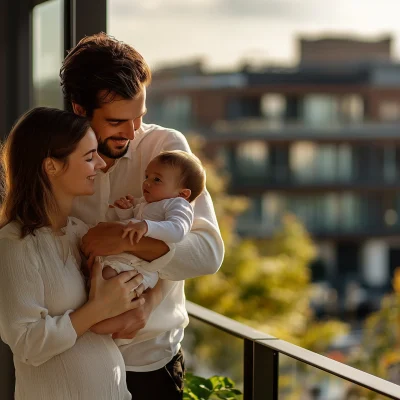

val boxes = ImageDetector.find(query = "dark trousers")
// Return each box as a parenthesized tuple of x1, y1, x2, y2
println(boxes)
(126, 349, 185, 400)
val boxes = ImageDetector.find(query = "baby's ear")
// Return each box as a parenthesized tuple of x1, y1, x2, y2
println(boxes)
(179, 189, 191, 201)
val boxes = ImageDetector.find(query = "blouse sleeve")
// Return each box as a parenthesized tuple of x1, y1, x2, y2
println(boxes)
(0, 237, 77, 366)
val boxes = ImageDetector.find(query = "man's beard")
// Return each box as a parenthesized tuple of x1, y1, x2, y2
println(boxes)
(97, 137, 130, 159)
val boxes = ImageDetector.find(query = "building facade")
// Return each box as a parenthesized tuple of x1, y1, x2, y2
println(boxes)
(146, 37, 400, 311)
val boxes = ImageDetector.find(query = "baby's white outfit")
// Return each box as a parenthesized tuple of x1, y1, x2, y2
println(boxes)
(101, 197, 194, 290)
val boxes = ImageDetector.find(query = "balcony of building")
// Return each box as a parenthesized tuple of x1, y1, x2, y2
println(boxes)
(146, 81, 400, 132)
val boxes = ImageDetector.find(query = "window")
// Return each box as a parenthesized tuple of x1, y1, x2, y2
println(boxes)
(236, 141, 268, 178)
(303, 95, 339, 127)
(315, 144, 337, 182)
(290, 142, 317, 183)
(159, 96, 192, 131)
(236, 196, 263, 236)
(262, 193, 284, 232)
(337, 144, 353, 182)
(383, 145, 397, 182)
(32, 0, 64, 108)
(340, 94, 364, 123)
(261, 94, 286, 122)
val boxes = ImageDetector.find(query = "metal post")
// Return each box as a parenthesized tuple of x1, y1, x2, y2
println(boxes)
(243, 339, 254, 400)
(253, 342, 279, 400)
(0, 0, 33, 139)
(68, 0, 107, 47)
(0, 1, 34, 397)
(0, 341, 14, 399)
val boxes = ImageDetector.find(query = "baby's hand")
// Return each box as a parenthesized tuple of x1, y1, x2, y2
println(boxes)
(113, 195, 135, 210)
(122, 221, 148, 244)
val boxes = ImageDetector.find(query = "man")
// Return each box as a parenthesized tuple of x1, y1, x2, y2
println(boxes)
(60, 33, 224, 399)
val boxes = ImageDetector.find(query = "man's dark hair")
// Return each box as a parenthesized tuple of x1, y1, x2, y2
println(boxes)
(60, 32, 152, 117)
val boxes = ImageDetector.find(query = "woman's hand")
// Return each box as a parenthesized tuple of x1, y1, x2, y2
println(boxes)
(91, 280, 164, 338)
(88, 260, 146, 321)
(112, 281, 164, 339)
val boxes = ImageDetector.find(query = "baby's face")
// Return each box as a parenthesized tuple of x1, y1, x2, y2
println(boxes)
(142, 159, 182, 203)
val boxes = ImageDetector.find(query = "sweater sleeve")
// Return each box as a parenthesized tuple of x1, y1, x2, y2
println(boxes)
(145, 198, 193, 243)
(156, 130, 225, 280)
(0, 238, 77, 366)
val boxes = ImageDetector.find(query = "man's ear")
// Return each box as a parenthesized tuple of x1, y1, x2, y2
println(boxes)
(72, 102, 87, 117)
(43, 157, 61, 178)
(179, 189, 191, 201)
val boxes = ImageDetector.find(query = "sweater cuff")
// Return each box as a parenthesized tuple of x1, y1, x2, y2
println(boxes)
(142, 242, 176, 273)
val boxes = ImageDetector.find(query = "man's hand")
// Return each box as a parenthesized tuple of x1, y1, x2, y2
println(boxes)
(112, 283, 163, 339)
(82, 222, 170, 266)
(122, 221, 148, 245)
(82, 222, 129, 267)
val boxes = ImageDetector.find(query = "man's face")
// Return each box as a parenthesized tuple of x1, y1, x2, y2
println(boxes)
(89, 88, 147, 161)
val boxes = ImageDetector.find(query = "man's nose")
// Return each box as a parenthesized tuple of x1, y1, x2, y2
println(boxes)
(123, 121, 135, 140)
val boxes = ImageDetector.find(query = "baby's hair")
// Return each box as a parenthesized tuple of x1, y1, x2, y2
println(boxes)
(154, 150, 205, 202)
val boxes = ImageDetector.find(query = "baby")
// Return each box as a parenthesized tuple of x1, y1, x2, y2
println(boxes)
(100, 150, 206, 291)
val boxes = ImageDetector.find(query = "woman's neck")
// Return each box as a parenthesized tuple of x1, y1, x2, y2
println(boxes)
(50, 191, 73, 231)
(51, 214, 69, 232)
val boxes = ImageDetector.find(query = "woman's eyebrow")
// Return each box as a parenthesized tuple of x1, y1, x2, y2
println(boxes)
(83, 149, 96, 156)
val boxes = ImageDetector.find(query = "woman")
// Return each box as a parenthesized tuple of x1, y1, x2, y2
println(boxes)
(0, 107, 145, 399)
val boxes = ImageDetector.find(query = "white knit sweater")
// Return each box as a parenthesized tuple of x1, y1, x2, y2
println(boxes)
(71, 123, 225, 371)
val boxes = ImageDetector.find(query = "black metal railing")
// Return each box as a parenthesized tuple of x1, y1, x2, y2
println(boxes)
(186, 301, 400, 400)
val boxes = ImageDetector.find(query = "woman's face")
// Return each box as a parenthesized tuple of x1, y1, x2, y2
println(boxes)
(52, 128, 106, 197)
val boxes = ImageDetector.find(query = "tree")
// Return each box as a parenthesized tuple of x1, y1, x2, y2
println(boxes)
(183, 135, 348, 395)
(346, 269, 400, 399)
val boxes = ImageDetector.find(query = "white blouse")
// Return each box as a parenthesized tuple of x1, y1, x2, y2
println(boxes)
(0, 218, 131, 400)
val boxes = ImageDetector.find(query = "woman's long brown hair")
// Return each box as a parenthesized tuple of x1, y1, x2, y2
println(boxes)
(0, 107, 90, 238)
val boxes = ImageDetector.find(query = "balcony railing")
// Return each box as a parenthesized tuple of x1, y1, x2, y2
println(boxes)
(186, 301, 400, 400)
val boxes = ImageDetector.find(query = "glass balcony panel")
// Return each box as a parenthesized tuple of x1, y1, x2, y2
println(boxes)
(279, 353, 396, 399)
(182, 317, 244, 392)
(32, 0, 64, 109)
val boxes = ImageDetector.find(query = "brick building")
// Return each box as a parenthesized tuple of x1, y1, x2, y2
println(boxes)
(146, 35, 400, 314)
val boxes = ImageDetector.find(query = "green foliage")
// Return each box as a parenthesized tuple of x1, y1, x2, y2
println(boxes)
(184, 373, 242, 400)
(184, 135, 348, 392)
(346, 269, 400, 398)
(186, 135, 347, 344)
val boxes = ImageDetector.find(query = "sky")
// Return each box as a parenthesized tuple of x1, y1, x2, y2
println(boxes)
(107, 0, 400, 71)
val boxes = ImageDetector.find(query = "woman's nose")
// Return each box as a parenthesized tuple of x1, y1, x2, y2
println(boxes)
(95, 153, 106, 169)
